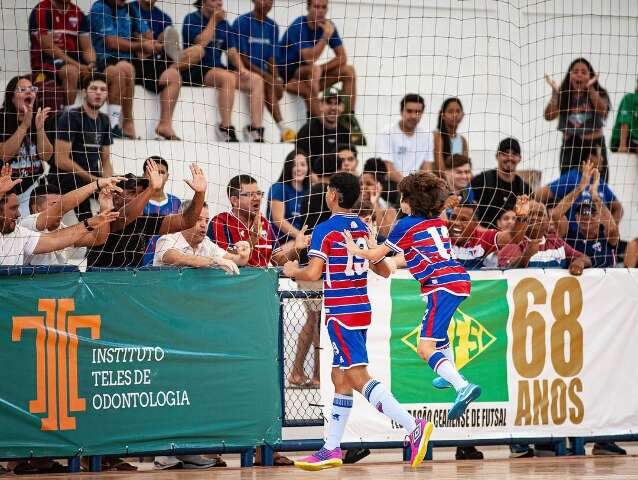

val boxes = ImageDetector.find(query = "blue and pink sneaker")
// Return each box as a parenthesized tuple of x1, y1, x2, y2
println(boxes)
(407, 419, 434, 467)
(294, 447, 343, 471)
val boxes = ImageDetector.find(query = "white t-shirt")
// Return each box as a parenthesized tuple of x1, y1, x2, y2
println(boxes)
(0, 224, 41, 266)
(375, 122, 434, 175)
(153, 231, 226, 266)
(19, 213, 73, 266)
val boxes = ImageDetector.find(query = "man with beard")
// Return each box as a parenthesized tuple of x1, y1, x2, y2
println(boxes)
(470, 138, 531, 228)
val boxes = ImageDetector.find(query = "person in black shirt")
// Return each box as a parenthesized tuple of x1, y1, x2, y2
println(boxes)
(86, 160, 207, 268)
(50, 73, 113, 220)
(296, 87, 351, 169)
(0, 75, 53, 216)
(470, 137, 531, 228)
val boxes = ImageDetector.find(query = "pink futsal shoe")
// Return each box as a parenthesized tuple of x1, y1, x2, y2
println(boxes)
(294, 447, 343, 471)
(407, 419, 434, 467)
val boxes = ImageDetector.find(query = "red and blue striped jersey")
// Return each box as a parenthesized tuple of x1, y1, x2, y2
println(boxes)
(384, 215, 471, 297)
(308, 213, 372, 329)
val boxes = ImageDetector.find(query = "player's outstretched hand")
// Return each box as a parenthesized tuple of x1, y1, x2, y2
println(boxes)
(342, 229, 358, 253)
(294, 225, 310, 250)
(283, 260, 299, 278)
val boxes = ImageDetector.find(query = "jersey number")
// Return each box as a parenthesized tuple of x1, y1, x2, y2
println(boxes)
(344, 237, 370, 276)
(426, 226, 456, 260)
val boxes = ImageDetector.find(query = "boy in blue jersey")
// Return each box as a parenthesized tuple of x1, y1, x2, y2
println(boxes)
(284, 172, 433, 470)
(234, 0, 296, 142)
(345, 172, 494, 421)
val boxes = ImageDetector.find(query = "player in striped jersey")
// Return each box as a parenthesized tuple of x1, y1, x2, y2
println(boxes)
(284, 172, 433, 470)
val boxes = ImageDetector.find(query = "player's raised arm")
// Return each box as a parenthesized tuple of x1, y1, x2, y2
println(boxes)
(283, 257, 324, 282)
(342, 229, 390, 263)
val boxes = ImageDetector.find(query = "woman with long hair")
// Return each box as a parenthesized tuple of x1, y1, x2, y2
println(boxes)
(433, 97, 469, 172)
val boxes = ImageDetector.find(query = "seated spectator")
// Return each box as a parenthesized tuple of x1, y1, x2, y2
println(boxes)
(154, 201, 249, 273)
(482, 209, 516, 268)
(90, 0, 182, 139)
(375, 93, 433, 184)
(267, 150, 310, 245)
(209, 174, 303, 267)
(498, 200, 591, 274)
(337, 143, 358, 174)
(29, 0, 99, 107)
(360, 159, 397, 240)
(442, 154, 474, 204)
(140, 156, 182, 265)
(433, 97, 469, 172)
(611, 78, 638, 153)
(233, 0, 296, 143)
(296, 87, 351, 166)
(544, 58, 610, 178)
(0, 76, 53, 217)
(21, 178, 121, 265)
(49, 73, 113, 221)
(86, 161, 207, 268)
(549, 164, 619, 267)
(471, 137, 531, 228)
(182, 0, 265, 142)
(534, 146, 623, 225)
(362, 157, 400, 208)
(279, 0, 363, 144)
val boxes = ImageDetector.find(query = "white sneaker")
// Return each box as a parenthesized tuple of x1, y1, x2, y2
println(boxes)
(163, 26, 183, 62)
(178, 455, 217, 469)
(153, 456, 183, 470)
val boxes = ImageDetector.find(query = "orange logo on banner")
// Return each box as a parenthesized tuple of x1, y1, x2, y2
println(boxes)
(12, 299, 101, 431)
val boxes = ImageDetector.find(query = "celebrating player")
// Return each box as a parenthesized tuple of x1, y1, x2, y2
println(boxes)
(284, 172, 432, 470)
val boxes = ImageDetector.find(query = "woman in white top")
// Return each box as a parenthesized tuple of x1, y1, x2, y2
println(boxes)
(433, 97, 469, 172)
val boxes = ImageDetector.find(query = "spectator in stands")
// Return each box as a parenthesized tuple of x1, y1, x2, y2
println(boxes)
(534, 146, 622, 225)
(49, 73, 113, 221)
(0, 76, 53, 217)
(90, 0, 182, 140)
(267, 150, 310, 245)
(209, 174, 305, 267)
(140, 156, 182, 265)
(362, 157, 400, 208)
(360, 159, 397, 239)
(29, 0, 99, 107)
(296, 87, 351, 167)
(279, 0, 362, 141)
(182, 0, 265, 143)
(611, 78, 638, 153)
(376, 93, 433, 184)
(442, 154, 474, 204)
(433, 97, 469, 172)
(86, 161, 207, 268)
(337, 143, 358, 174)
(544, 58, 610, 178)
(234, 0, 297, 143)
(482, 209, 516, 269)
(471, 137, 531, 228)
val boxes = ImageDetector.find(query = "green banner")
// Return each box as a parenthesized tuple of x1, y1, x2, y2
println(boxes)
(390, 279, 509, 403)
(0, 268, 281, 458)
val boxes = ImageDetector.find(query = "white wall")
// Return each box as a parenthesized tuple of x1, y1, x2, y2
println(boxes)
(2, 0, 638, 236)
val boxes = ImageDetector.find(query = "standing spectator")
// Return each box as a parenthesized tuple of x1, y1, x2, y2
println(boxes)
(182, 0, 265, 143)
(90, 0, 182, 140)
(471, 137, 531, 228)
(49, 73, 113, 221)
(544, 58, 610, 178)
(296, 88, 351, 167)
(611, 78, 638, 153)
(267, 150, 310, 245)
(337, 144, 358, 174)
(234, 0, 297, 143)
(376, 94, 433, 183)
(442, 154, 474, 204)
(432, 97, 469, 172)
(0, 76, 53, 217)
(29, 0, 98, 107)
(279, 0, 363, 143)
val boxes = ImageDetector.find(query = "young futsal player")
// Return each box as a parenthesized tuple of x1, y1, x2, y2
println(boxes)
(283, 172, 433, 470)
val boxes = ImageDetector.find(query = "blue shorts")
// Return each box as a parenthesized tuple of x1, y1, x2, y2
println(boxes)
(420, 290, 466, 341)
(327, 320, 368, 369)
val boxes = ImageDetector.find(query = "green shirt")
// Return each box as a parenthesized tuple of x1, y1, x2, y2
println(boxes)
(611, 92, 638, 149)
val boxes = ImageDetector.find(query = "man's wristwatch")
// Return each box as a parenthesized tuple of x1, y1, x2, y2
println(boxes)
(83, 219, 95, 232)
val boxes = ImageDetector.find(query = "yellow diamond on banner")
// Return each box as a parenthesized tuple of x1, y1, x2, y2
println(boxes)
(399, 309, 496, 370)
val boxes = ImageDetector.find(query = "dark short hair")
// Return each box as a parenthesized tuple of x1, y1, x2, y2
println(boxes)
(29, 183, 61, 214)
(329, 172, 360, 209)
(362, 157, 388, 184)
(227, 174, 257, 199)
(399, 172, 447, 218)
(144, 155, 169, 172)
(82, 71, 108, 90)
(443, 154, 472, 170)
(337, 144, 357, 155)
(312, 152, 342, 177)
(400, 93, 425, 112)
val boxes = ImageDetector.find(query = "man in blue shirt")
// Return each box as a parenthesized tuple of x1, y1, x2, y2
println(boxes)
(182, 0, 265, 143)
(279, 0, 362, 142)
(89, 0, 182, 140)
(234, 0, 296, 143)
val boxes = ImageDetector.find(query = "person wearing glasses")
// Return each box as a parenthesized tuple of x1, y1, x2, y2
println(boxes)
(0, 76, 53, 217)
